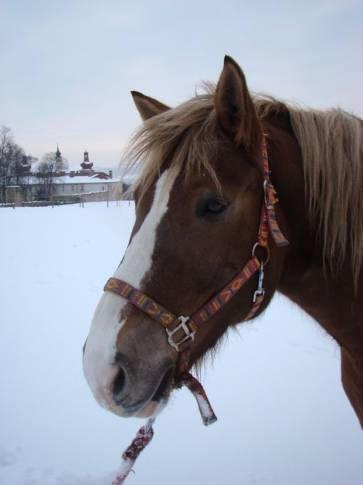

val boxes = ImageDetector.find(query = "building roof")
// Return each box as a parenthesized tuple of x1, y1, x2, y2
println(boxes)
(27, 174, 122, 185)
(53, 175, 120, 184)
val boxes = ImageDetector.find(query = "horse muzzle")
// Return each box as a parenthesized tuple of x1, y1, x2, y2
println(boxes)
(111, 351, 175, 417)
(83, 302, 177, 418)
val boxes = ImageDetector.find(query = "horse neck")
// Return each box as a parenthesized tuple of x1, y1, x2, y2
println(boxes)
(265, 120, 363, 358)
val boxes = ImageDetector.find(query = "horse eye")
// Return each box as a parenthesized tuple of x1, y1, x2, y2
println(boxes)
(196, 196, 229, 217)
(206, 199, 226, 213)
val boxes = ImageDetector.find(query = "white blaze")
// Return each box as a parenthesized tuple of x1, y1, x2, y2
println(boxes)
(83, 168, 179, 414)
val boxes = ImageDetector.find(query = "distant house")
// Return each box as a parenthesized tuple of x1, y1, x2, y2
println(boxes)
(51, 174, 125, 203)
(3, 147, 131, 205)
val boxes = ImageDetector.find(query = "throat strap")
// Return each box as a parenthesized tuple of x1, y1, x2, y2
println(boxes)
(261, 139, 289, 247)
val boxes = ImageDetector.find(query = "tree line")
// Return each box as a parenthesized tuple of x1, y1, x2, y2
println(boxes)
(0, 125, 68, 202)
(0, 126, 36, 177)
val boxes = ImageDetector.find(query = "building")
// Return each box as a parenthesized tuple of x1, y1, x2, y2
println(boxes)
(2, 147, 130, 205)
(51, 174, 125, 203)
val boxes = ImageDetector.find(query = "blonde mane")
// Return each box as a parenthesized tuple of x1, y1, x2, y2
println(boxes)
(125, 91, 221, 196)
(125, 88, 363, 282)
(290, 104, 362, 281)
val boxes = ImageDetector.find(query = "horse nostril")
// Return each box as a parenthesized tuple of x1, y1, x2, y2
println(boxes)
(113, 367, 126, 401)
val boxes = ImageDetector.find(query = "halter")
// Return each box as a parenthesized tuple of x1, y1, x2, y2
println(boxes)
(104, 136, 288, 357)
(107, 136, 289, 484)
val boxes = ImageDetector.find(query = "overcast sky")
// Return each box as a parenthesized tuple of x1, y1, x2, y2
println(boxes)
(1, 0, 362, 167)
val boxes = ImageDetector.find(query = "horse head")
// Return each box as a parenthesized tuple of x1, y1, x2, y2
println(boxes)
(83, 56, 288, 419)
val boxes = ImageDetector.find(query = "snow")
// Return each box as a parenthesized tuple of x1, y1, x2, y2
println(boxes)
(52, 176, 120, 185)
(24, 175, 121, 187)
(0, 202, 362, 485)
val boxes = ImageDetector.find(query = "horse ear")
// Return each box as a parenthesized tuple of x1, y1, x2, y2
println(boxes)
(131, 91, 170, 121)
(215, 56, 261, 150)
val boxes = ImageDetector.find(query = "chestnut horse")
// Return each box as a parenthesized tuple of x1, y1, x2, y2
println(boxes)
(83, 56, 363, 430)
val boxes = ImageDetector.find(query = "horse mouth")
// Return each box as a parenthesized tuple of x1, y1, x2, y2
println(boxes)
(134, 368, 174, 418)
(151, 368, 174, 402)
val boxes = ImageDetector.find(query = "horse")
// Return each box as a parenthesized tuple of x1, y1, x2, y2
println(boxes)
(83, 55, 363, 433)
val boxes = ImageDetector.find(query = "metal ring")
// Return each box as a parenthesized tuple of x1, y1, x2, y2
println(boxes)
(252, 242, 270, 265)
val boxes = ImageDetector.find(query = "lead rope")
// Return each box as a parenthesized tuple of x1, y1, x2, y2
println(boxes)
(112, 417, 155, 485)
(111, 370, 217, 484)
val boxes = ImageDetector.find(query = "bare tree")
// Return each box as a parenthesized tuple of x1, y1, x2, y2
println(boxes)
(35, 149, 69, 200)
(0, 126, 34, 202)
(36, 152, 57, 200)
(0, 126, 12, 160)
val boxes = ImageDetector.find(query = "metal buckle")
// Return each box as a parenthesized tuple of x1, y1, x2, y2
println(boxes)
(166, 315, 195, 352)
(253, 262, 265, 303)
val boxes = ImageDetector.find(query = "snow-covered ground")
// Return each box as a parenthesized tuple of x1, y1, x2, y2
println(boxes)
(0, 202, 362, 485)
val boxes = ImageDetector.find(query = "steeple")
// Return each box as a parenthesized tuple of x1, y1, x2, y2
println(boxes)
(55, 144, 63, 171)
(81, 149, 93, 171)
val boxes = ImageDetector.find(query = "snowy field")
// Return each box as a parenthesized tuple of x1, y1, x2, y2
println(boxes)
(0, 202, 362, 485)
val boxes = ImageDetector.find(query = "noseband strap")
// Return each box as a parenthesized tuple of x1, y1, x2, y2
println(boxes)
(105, 255, 262, 352)
(104, 136, 288, 354)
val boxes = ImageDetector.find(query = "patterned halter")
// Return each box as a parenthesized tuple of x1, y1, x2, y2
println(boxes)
(104, 136, 288, 355)
(106, 136, 289, 484)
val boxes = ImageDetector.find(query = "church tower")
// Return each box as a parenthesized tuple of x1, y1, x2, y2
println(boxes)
(55, 145, 63, 172)
(81, 149, 93, 171)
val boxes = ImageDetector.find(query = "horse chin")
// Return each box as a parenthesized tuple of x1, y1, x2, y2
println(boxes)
(111, 390, 170, 420)
(99, 394, 170, 419)
(135, 398, 168, 418)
